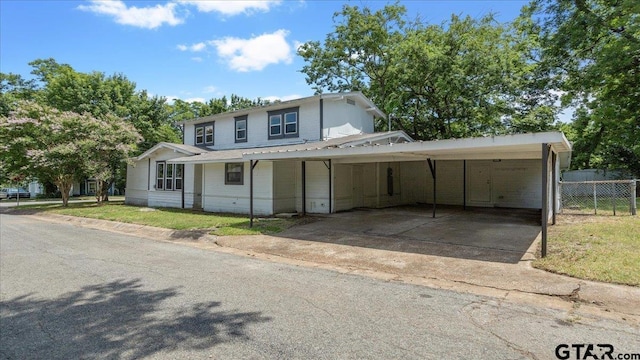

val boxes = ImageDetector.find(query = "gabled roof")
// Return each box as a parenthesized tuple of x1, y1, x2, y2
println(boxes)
(136, 142, 206, 161)
(177, 91, 386, 126)
(167, 131, 410, 164)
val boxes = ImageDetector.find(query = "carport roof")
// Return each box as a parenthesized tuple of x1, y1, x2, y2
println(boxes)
(166, 131, 572, 168)
(167, 131, 412, 164)
(244, 131, 572, 168)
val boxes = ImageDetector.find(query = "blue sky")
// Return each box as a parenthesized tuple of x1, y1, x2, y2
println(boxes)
(1, 0, 529, 104)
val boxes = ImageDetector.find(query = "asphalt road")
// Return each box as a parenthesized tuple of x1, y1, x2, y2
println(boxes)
(1, 213, 638, 359)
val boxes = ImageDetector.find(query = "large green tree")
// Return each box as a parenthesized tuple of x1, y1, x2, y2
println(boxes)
(298, 3, 558, 140)
(0, 101, 140, 205)
(535, 0, 640, 176)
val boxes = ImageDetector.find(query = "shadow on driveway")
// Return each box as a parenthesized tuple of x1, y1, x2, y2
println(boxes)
(277, 205, 541, 264)
(0, 279, 271, 359)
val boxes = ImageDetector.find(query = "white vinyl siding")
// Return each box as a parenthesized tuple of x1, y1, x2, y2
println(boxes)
(202, 162, 273, 215)
(322, 98, 375, 139)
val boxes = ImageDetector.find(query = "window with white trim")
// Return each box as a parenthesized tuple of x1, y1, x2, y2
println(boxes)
(156, 161, 184, 190)
(195, 122, 214, 146)
(225, 163, 244, 185)
(268, 107, 299, 140)
(235, 116, 247, 143)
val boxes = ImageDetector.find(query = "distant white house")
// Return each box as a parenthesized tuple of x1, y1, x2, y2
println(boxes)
(125, 92, 572, 220)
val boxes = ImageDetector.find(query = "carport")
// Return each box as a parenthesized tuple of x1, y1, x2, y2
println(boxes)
(245, 132, 572, 257)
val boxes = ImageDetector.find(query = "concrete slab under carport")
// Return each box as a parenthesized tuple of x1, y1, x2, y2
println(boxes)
(276, 205, 541, 264)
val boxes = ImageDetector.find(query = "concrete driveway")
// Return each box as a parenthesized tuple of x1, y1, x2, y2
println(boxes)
(278, 206, 541, 264)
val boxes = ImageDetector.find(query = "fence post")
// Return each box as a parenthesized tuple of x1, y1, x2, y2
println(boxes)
(632, 180, 637, 216)
(612, 182, 616, 216)
(593, 182, 597, 215)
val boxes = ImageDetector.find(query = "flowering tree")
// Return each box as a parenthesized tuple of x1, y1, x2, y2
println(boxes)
(0, 101, 140, 206)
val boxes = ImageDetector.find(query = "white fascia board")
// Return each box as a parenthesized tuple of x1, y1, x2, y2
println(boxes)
(167, 157, 243, 164)
(136, 143, 200, 161)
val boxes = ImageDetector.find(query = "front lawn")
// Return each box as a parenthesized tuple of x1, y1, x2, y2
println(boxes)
(534, 215, 640, 286)
(17, 201, 298, 236)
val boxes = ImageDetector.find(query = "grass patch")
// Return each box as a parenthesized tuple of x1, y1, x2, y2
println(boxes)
(16, 201, 298, 236)
(533, 215, 640, 286)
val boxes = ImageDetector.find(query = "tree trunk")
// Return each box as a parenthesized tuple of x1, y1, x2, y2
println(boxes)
(95, 179, 103, 204)
(55, 176, 73, 207)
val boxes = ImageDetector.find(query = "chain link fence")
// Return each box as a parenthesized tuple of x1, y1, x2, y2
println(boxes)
(559, 180, 637, 216)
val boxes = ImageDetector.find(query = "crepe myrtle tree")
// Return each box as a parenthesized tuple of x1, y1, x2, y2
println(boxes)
(0, 101, 140, 206)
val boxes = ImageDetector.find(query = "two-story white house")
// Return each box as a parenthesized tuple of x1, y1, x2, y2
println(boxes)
(125, 92, 414, 215)
(125, 91, 572, 240)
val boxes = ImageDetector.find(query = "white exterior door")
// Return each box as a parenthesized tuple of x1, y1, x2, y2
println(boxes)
(467, 161, 492, 204)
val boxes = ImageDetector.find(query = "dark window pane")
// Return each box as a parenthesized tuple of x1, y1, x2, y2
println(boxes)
(205, 125, 214, 143)
(157, 163, 164, 178)
(157, 179, 163, 190)
(175, 179, 182, 190)
(176, 164, 183, 178)
(166, 179, 173, 190)
(195, 127, 204, 144)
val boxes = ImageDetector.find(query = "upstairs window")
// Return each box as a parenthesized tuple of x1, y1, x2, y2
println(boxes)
(195, 122, 214, 146)
(284, 112, 297, 135)
(268, 107, 299, 140)
(156, 161, 183, 191)
(269, 115, 282, 137)
(235, 116, 247, 143)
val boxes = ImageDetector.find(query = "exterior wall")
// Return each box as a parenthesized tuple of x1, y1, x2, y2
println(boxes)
(183, 163, 196, 209)
(422, 159, 543, 209)
(183, 102, 324, 150)
(297, 160, 331, 214)
(333, 161, 426, 212)
(424, 161, 464, 205)
(334, 164, 353, 211)
(125, 161, 150, 206)
(125, 148, 188, 208)
(322, 98, 375, 139)
(183, 99, 376, 149)
(492, 159, 542, 209)
(273, 161, 297, 213)
(202, 161, 274, 215)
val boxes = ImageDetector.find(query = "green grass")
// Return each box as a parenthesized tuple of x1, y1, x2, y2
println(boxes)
(534, 215, 640, 286)
(16, 201, 297, 236)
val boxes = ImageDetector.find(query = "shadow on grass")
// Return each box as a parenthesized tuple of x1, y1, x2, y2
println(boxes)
(0, 279, 271, 359)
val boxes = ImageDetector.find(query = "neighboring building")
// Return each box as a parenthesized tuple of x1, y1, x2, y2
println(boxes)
(125, 92, 572, 221)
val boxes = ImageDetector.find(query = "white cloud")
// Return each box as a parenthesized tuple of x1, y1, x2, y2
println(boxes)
(77, 0, 184, 29)
(211, 29, 293, 72)
(177, 42, 207, 52)
(179, 0, 281, 16)
(184, 97, 206, 103)
(191, 42, 206, 52)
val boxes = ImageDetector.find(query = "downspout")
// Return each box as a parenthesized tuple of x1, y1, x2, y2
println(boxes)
(147, 158, 151, 190)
